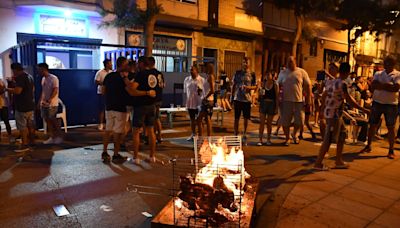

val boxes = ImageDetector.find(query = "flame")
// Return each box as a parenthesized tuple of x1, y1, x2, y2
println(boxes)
(195, 139, 250, 200)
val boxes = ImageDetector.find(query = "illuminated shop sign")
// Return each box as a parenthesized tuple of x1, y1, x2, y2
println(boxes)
(36, 14, 88, 37)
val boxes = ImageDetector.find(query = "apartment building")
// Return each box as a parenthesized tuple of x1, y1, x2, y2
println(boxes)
(129, 0, 264, 78)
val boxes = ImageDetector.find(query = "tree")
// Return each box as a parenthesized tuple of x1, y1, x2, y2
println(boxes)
(336, 0, 400, 59)
(243, 0, 337, 57)
(100, 0, 162, 56)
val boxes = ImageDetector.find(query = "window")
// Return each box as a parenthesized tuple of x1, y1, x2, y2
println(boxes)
(309, 39, 318, 57)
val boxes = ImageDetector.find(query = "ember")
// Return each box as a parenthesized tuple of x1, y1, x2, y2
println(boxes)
(175, 139, 251, 226)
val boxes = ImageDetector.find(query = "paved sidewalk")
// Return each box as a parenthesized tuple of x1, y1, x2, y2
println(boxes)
(275, 145, 400, 228)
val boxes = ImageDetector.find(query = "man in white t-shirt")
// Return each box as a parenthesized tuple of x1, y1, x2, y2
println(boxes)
(277, 56, 311, 145)
(94, 59, 112, 130)
(361, 56, 400, 159)
(38, 63, 62, 144)
(184, 65, 204, 141)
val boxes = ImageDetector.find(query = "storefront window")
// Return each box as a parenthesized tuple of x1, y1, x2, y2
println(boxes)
(126, 32, 192, 72)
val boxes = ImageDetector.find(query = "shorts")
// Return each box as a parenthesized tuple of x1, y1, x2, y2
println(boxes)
(280, 101, 304, 127)
(188, 108, 199, 120)
(321, 117, 347, 147)
(200, 100, 213, 117)
(155, 101, 162, 120)
(98, 94, 105, 112)
(132, 105, 156, 128)
(15, 111, 34, 130)
(259, 99, 276, 116)
(41, 106, 58, 120)
(369, 101, 398, 127)
(105, 110, 128, 134)
(220, 89, 226, 98)
(234, 100, 251, 120)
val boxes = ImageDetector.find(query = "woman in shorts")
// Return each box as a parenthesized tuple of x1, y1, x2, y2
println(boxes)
(258, 71, 279, 146)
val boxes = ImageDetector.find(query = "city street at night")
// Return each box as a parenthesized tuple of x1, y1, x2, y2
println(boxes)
(0, 111, 399, 227)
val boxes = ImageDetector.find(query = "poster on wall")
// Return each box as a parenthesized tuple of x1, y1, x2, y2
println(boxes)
(126, 33, 188, 53)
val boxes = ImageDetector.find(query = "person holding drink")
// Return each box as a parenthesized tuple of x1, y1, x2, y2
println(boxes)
(257, 71, 279, 146)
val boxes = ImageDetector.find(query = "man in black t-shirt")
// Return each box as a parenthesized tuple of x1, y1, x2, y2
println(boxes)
(123, 56, 158, 164)
(7, 63, 35, 153)
(148, 57, 165, 144)
(102, 57, 130, 163)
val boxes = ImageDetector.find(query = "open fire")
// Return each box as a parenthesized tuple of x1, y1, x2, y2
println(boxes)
(174, 139, 251, 226)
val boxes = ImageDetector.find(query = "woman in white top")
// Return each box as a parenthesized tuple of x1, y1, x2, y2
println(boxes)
(0, 79, 12, 142)
(197, 63, 215, 136)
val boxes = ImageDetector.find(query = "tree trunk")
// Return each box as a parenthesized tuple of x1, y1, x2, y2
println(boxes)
(144, 0, 157, 57)
(144, 18, 156, 57)
(347, 29, 351, 60)
(292, 15, 303, 57)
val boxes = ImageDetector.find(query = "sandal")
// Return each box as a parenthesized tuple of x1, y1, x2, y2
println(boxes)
(313, 164, 330, 171)
(333, 162, 349, 169)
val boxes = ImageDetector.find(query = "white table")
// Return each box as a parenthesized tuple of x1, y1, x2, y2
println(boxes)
(160, 107, 224, 128)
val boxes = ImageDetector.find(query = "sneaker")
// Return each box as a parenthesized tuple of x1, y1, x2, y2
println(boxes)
(147, 156, 156, 163)
(98, 124, 104, 130)
(360, 146, 372, 153)
(102, 152, 111, 163)
(266, 140, 272, 146)
(257, 142, 263, 146)
(53, 137, 63, 144)
(43, 137, 54, 144)
(14, 146, 30, 153)
(186, 135, 194, 141)
(292, 134, 299, 144)
(132, 158, 141, 165)
(388, 150, 395, 159)
(283, 141, 289, 146)
(112, 154, 127, 163)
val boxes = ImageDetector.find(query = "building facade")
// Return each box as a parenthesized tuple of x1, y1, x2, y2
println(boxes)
(127, 0, 263, 79)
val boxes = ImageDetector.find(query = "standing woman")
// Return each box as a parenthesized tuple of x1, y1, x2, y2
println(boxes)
(219, 71, 232, 112)
(258, 71, 279, 146)
(197, 63, 215, 136)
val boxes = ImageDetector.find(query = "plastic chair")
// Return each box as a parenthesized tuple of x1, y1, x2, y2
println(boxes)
(43, 98, 68, 134)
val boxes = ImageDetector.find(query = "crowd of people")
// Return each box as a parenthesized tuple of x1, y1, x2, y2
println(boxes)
(1, 53, 399, 169)
(0, 62, 62, 155)
(184, 54, 400, 170)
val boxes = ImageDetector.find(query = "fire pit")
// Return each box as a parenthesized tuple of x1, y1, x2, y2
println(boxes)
(152, 136, 258, 228)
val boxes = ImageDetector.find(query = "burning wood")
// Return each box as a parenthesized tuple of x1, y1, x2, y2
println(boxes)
(175, 139, 251, 226)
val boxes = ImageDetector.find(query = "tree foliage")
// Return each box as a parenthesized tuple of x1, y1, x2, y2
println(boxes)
(336, 0, 400, 43)
(100, 0, 162, 29)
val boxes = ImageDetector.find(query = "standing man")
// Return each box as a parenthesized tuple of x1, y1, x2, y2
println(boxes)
(37, 63, 62, 144)
(277, 56, 311, 146)
(0, 79, 12, 143)
(232, 57, 257, 144)
(124, 56, 157, 164)
(7, 63, 35, 153)
(183, 65, 204, 141)
(102, 57, 130, 163)
(148, 57, 165, 143)
(360, 55, 400, 159)
(94, 59, 112, 130)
